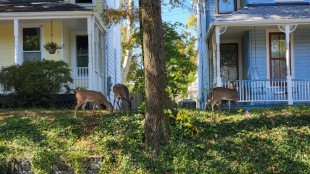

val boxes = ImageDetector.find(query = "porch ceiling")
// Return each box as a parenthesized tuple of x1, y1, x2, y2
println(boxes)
(219, 25, 310, 40)
(0, 18, 87, 31)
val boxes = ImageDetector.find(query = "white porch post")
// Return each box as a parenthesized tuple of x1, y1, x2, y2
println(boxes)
(285, 25, 293, 105)
(278, 24, 297, 105)
(14, 19, 19, 65)
(87, 16, 94, 90)
(215, 26, 227, 87)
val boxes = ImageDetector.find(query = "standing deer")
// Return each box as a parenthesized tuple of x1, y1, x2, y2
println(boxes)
(206, 80, 240, 111)
(113, 84, 133, 111)
(74, 90, 113, 117)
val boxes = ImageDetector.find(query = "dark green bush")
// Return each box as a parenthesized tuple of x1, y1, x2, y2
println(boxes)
(0, 60, 72, 107)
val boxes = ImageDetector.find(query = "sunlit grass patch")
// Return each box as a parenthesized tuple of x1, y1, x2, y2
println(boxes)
(0, 105, 310, 173)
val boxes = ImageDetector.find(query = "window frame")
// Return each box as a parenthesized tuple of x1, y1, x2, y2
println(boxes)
(220, 43, 239, 81)
(217, 0, 237, 14)
(21, 26, 43, 62)
(269, 32, 291, 80)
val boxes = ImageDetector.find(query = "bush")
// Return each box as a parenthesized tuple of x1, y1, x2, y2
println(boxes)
(0, 60, 72, 107)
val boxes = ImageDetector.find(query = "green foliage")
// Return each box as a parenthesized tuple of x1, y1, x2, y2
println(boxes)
(130, 22, 197, 97)
(43, 41, 62, 50)
(0, 60, 73, 107)
(1, 106, 310, 173)
(31, 148, 61, 174)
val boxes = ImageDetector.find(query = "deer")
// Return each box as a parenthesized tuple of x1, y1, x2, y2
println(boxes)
(206, 80, 240, 111)
(74, 90, 114, 117)
(113, 84, 133, 111)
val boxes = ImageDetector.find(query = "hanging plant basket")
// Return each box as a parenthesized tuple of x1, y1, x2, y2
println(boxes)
(44, 41, 62, 54)
(48, 47, 56, 54)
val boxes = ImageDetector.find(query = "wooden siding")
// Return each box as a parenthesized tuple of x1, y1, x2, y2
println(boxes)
(293, 28, 310, 79)
(242, 31, 250, 80)
(206, 0, 216, 32)
(63, 25, 71, 65)
(197, 1, 209, 108)
(0, 24, 14, 67)
(249, 27, 267, 79)
(44, 22, 62, 61)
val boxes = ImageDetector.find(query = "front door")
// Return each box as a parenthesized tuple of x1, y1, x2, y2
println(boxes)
(269, 32, 291, 79)
(220, 43, 238, 81)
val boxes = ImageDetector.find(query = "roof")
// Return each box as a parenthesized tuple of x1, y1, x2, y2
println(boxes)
(0, 0, 90, 13)
(215, 4, 310, 24)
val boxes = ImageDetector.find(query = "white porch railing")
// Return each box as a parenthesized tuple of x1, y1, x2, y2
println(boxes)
(222, 79, 310, 104)
(292, 79, 310, 102)
(71, 67, 89, 90)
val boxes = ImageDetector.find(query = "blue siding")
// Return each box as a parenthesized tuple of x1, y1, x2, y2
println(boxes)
(242, 31, 250, 80)
(197, 1, 209, 108)
(249, 28, 267, 79)
(206, 0, 216, 31)
(294, 28, 310, 79)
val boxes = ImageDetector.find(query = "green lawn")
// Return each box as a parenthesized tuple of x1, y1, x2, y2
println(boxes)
(1, 106, 310, 173)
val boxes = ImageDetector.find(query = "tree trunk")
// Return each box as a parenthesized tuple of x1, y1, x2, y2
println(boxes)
(142, 0, 170, 156)
(121, 0, 134, 83)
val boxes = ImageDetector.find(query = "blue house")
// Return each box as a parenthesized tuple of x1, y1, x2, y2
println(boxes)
(195, 0, 310, 108)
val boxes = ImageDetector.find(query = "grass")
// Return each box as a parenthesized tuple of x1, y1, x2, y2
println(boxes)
(0, 105, 310, 173)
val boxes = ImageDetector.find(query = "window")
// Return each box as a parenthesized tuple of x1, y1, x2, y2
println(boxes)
(269, 33, 291, 79)
(76, 0, 92, 3)
(220, 43, 238, 81)
(76, 36, 88, 67)
(23, 28, 41, 62)
(218, 0, 236, 14)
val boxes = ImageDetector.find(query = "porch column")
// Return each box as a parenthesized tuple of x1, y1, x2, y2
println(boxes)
(87, 16, 94, 90)
(279, 24, 297, 105)
(14, 19, 19, 65)
(215, 26, 227, 87)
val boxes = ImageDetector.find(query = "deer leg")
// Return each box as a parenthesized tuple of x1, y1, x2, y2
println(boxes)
(82, 101, 89, 117)
(90, 102, 96, 117)
(211, 101, 217, 112)
(228, 101, 231, 111)
(217, 100, 222, 112)
(116, 98, 121, 111)
(74, 100, 83, 117)
(113, 96, 118, 109)
(234, 99, 240, 110)
(97, 103, 102, 117)
(218, 101, 222, 111)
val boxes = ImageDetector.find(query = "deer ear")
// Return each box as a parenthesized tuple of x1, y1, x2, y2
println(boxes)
(233, 80, 236, 83)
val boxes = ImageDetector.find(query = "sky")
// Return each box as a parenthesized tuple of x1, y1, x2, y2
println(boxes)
(161, 0, 195, 27)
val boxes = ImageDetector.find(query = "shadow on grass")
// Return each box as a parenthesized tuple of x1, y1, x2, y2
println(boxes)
(96, 109, 310, 173)
(0, 117, 46, 143)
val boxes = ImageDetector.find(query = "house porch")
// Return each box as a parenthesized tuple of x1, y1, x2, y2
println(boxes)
(0, 14, 109, 95)
(207, 24, 310, 105)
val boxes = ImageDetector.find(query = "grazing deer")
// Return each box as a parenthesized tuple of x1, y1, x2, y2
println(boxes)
(206, 80, 240, 111)
(74, 90, 113, 117)
(113, 84, 133, 111)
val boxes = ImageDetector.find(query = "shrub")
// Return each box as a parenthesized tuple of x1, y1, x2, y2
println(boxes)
(0, 60, 72, 107)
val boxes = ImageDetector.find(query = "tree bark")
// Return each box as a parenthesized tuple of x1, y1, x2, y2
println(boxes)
(141, 0, 170, 156)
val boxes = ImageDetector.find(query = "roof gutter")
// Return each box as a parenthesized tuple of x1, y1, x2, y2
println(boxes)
(213, 18, 310, 26)
(0, 11, 93, 20)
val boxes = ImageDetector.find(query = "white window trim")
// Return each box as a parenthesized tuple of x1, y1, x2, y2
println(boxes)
(71, 0, 96, 7)
(265, 28, 295, 79)
(19, 23, 45, 63)
(220, 40, 243, 80)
